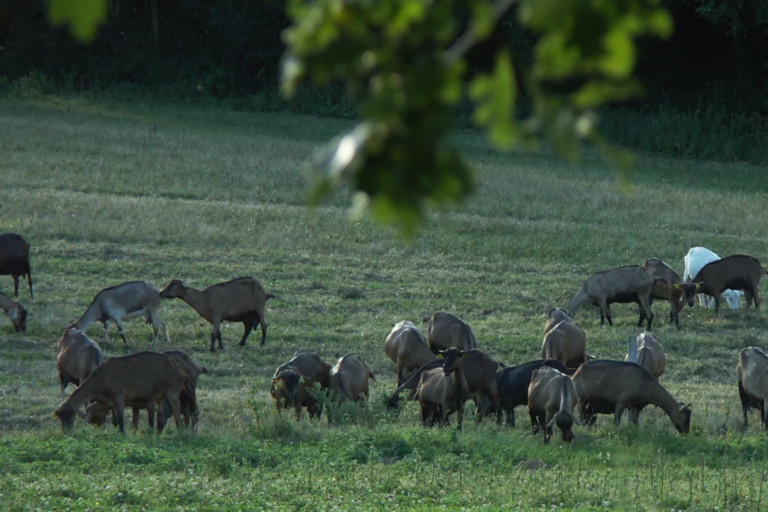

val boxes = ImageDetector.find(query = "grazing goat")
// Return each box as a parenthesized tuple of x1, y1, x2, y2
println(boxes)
(84, 397, 160, 431)
(160, 277, 274, 352)
(86, 350, 206, 430)
(496, 359, 572, 427)
(643, 258, 697, 327)
(683, 247, 743, 310)
(415, 348, 471, 428)
(625, 332, 665, 381)
(528, 366, 581, 443)
(736, 347, 768, 429)
(55, 351, 188, 433)
(387, 350, 501, 421)
(572, 360, 691, 434)
(568, 265, 655, 329)
(161, 350, 207, 427)
(0, 233, 33, 298)
(56, 328, 103, 397)
(70, 281, 169, 348)
(691, 255, 765, 319)
(0, 291, 27, 332)
(271, 352, 331, 419)
(541, 308, 587, 368)
(424, 312, 477, 354)
(384, 320, 434, 385)
(329, 353, 375, 404)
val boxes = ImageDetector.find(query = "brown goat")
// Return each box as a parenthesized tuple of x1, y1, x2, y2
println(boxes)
(384, 320, 435, 385)
(643, 258, 697, 327)
(424, 312, 477, 354)
(387, 349, 501, 421)
(415, 348, 471, 428)
(0, 233, 33, 298)
(271, 352, 332, 419)
(70, 281, 170, 348)
(568, 265, 655, 329)
(85, 350, 206, 430)
(737, 347, 768, 429)
(160, 277, 274, 352)
(527, 366, 581, 443)
(162, 350, 207, 427)
(55, 351, 188, 433)
(56, 328, 103, 397)
(541, 308, 587, 368)
(0, 291, 27, 332)
(692, 255, 766, 319)
(84, 398, 160, 430)
(627, 332, 666, 381)
(329, 354, 375, 404)
(572, 360, 691, 434)
(497, 359, 573, 427)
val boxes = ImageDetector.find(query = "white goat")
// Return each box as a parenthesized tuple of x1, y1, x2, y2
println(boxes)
(70, 281, 169, 348)
(683, 247, 743, 310)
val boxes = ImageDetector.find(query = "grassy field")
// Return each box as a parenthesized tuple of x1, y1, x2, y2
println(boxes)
(2, 95, 768, 511)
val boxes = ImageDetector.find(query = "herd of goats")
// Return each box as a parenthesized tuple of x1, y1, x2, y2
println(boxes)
(2, 231, 768, 442)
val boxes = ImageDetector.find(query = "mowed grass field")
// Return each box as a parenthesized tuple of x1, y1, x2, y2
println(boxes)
(3, 95, 768, 511)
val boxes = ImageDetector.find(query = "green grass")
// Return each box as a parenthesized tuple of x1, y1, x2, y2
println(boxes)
(2, 94, 768, 510)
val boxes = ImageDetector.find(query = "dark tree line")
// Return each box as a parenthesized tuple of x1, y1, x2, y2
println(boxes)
(0, 0, 765, 113)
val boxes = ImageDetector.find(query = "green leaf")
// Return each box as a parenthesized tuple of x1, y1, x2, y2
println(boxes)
(469, 50, 518, 149)
(48, 0, 108, 43)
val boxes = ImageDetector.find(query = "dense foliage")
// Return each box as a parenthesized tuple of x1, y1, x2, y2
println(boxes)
(2, 0, 766, 112)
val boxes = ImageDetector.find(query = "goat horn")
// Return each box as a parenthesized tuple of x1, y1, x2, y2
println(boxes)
(678, 403, 691, 412)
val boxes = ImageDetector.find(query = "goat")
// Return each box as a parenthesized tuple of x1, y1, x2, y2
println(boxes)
(160, 277, 274, 352)
(384, 320, 434, 385)
(84, 398, 160, 430)
(527, 366, 581, 442)
(271, 352, 332, 419)
(70, 281, 169, 348)
(683, 247, 743, 310)
(0, 291, 27, 332)
(56, 328, 103, 397)
(568, 265, 655, 329)
(625, 332, 665, 381)
(85, 350, 206, 430)
(329, 353, 375, 404)
(572, 360, 691, 433)
(736, 347, 768, 429)
(387, 349, 501, 421)
(161, 350, 207, 427)
(55, 351, 189, 433)
(423, 312, 477, 354)
(0, 233, 33, 298)
(415, 348, 471, 428)
(541, 308, 587, 368)
(643, 258, 697, 327)
(496, 359, 572, 427)
(691, 255, 765, 319)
